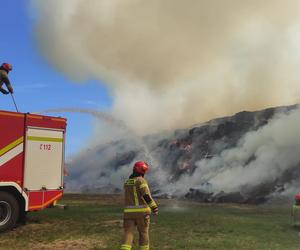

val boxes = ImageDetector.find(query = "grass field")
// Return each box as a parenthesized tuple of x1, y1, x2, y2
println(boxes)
(0, 194, 299, 249)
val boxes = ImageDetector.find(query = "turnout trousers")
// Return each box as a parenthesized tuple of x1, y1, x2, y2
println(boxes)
(121, 215, 150, 250)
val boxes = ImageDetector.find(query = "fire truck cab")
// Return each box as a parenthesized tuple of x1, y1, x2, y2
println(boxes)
(0, 110, 66, 232)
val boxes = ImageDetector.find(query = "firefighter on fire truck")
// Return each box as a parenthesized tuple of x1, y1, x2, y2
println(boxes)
(0, 63, 14, 95)
(121, 161, 158, 250)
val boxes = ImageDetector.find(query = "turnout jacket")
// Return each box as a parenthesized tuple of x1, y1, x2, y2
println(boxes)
(0, 69, 13, 94)
(123, 176, 157, 219)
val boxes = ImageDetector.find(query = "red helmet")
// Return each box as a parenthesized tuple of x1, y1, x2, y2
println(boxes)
(133, 161, 149, 175)
(295, 194, 300, 201)
(1, 63, 12, 71)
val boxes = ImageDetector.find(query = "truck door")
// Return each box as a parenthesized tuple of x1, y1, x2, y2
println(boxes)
(24, 127, 65, 191)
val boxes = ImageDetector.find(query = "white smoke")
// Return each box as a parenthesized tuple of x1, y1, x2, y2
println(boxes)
(64, 105, 300, 201)
(31, 1, 300, 199)
(167, 106, 300, 196)
(66, 134, 170, 192)
(32, 0, 300, 134)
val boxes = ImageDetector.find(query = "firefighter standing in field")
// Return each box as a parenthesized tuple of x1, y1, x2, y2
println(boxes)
(121, 161, 158, 250)
(0, 63, 14, 95)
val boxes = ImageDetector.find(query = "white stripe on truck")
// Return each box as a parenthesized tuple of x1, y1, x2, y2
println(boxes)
(0, 143, 24, 167)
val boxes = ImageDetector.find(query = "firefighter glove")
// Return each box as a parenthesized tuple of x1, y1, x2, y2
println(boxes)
(0, 89, 9, 95)
(8, 86, 13, 94)
(152, 206, 158, 215)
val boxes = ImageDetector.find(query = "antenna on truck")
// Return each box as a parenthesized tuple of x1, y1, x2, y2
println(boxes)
(10, 93, 19, 112)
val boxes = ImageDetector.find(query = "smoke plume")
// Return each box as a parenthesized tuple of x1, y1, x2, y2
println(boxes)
(32, 0, 300, 134)
(31, 1, 300, 201)
(166, 106, 300, 197)
(66, 105, 300, 201)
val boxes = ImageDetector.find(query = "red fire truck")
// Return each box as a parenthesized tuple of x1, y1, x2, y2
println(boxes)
(0, 110, 67, 232)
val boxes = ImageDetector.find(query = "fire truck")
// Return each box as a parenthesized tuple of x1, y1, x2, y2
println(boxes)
(0, 110, 67, 232)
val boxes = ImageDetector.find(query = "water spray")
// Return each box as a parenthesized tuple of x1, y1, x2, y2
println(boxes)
(40, 108, 151, 154)
(40, 108, 126, 129)
(39, 107, 168, 185)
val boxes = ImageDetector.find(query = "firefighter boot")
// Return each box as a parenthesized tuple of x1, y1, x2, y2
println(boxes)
(137, 215, 150, 250)
(121, 244, 132, 250)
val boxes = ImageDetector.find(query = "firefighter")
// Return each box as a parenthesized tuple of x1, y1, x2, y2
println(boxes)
(0, 63, 14, 95)
(121, 161, 158, 250)
(292, 194, 300, 226)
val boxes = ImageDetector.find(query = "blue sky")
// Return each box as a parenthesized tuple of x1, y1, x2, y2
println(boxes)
(1, 1, 112, 156)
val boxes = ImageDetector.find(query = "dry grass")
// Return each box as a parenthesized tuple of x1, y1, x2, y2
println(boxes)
(28, 238, 106, 250)
(0, 194, 299, 250)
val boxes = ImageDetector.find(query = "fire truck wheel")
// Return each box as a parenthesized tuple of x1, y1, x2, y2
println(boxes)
(0, 191, 20, 232)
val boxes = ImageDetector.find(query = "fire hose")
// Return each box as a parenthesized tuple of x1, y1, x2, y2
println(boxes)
(10, 93, 19, 113)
